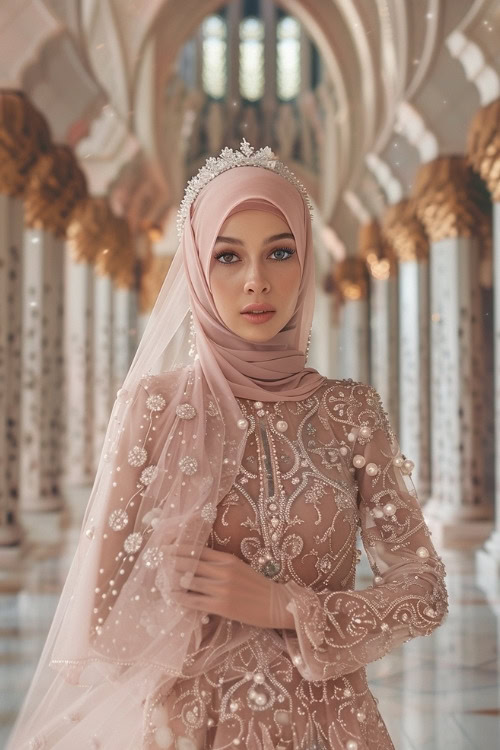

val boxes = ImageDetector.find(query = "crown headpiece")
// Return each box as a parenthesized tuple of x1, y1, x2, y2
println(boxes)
(176, 139, 313, 238)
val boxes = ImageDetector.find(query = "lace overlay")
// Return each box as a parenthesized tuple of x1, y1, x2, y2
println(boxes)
(143, 379, 448, 750)
(28, 377, 447, 750)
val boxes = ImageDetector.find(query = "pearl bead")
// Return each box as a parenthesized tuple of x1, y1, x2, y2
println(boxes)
(276, 420, 288, 432)
(343, 688, 352, 697)
(201, 615, 210, 624)
(237, 418, 248, 430)
(248, 688, 256, 699)
(292, 654, 303, 666)
(232, 739, 240, 746)
(255, 693, 267, 706)
(346, 741, 358, 750)
(254, 401, 264, 410)
(207, 718, 215, 726)
(373, 507, 384, 518)
(403, 459, 415, 474)
(154, 727, 173, 749)
(352, 454, 365, 469)
(340, 446, 348, 456)
(359, 425, 371, 439)
(383, 503, 396, 516)
(230, 701, 238, 712)
(374, 576, 383, 584)
(416, 546, 429, 558)
(393, 455, 404, 467)
(253, 672, 265, 684)
(424, 607, 436, 617)
(347, 432, 355, 442)
(356, 711, 366, 722)
(366, 462, 379, 476)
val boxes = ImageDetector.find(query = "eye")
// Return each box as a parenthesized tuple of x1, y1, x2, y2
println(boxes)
(269, 247, 296, 261)
(214, 251, 239, 264)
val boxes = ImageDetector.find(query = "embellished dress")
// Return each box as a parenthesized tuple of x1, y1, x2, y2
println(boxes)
(20, 377, 448, 750)
(141, 378, 448, 750)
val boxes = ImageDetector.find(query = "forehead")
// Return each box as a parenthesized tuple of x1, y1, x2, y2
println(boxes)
(218, 209, 292, 236)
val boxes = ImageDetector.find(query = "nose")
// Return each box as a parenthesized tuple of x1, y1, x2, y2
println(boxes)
(243, 267, 270, 294)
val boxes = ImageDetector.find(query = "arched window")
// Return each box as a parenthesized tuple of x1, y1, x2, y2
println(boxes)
(277, 15, 301, 101)
(239, 16, 265, 101)
(201, 15, 227, 100)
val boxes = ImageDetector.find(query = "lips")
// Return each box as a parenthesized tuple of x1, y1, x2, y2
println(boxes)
(240, 303, 275, 314)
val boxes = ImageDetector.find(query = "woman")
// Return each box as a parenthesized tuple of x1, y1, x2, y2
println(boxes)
(8, 140, 448, 750)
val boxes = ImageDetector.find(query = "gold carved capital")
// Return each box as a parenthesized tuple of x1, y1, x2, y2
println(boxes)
(358, 220, 397, 280)
(333, 257, 368, 302)
(95, 215, 136, 289)
(467, 98, 500, 202)
(412, 155, 490, 242)
(67, 197, 137, 288)
(382, 200, 429, 263)
(0, 89, 52, 197)
(139, 244, 174, 313)
(24, 144, 88, 237)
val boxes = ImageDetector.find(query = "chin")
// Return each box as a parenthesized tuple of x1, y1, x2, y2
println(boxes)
(236, 323, 281, 343)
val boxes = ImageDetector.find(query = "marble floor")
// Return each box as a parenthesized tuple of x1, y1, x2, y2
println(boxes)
(1, 490, 499, 750)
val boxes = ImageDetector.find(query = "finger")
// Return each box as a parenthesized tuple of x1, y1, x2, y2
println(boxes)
(168, 556, 225, 581)
(168, 590, 211, 612)
(183, 575, 223, 596)
(165, 544, 234, 564)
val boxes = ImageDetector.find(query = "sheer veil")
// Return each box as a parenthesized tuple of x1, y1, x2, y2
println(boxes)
(7, 152, 326, 749)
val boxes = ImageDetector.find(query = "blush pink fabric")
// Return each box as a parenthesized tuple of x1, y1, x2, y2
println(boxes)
(7, 163, 326, 750)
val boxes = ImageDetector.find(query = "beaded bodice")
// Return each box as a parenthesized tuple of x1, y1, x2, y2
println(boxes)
(144, 378, 448, 750)
(209, 386, 361, 590)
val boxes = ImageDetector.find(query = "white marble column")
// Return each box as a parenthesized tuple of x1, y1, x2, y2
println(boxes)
(477, 202, 500, 590)
(425, 235, 493, 547)
(20, 229, 65, 512)
(92, 272, 114, 474)
(63, 252, 95, 487)
(337, 298, 369, 383)
(112, 285, 138, 394)
(0, 195, 24, 550)
(398, 260, 431, 502)
(369, 276, 399, 430)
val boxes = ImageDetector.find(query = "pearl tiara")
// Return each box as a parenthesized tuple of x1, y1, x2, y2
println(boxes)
(176, 138, 313, 238)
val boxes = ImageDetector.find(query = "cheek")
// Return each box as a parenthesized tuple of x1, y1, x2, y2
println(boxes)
(209, 268, 234, 313)
(279, 262, 301, 304)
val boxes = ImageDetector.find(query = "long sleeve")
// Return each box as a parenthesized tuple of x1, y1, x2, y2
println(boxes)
(281, 383, 449, 682)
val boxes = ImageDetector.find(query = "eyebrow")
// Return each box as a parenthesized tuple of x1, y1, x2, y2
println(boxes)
(214, 232, 295, 246)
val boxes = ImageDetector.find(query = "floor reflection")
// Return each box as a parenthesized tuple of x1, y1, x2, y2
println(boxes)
(1, 491, 499, 749)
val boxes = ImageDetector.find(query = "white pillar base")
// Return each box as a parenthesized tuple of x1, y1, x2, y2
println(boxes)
(21, 495, 63, 513)
(0, 522, 22, 546)
(0, 544, 23, 591)
(424, 498, 493, 549)
(476, 531, 500, 599)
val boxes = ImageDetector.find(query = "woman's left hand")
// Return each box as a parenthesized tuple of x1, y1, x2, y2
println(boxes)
(165, 544, 295, 630)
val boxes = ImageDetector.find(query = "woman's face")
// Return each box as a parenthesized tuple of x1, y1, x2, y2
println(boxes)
(209, 209, 301, 343)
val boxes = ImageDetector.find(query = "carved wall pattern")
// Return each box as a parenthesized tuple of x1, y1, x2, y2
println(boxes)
(398, 261, 430, 501)
(429, 237, 491, 520)
(0, 196, 23, 542)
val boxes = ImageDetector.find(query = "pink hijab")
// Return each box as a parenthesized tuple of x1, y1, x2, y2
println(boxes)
(183, 165, 326, 401)
(6, 163, 326, 750)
